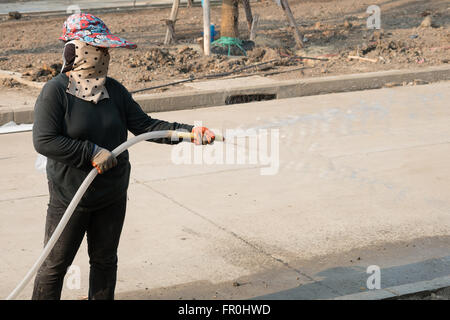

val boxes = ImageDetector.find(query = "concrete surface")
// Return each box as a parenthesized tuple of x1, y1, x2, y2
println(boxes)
(0, 0, 186, 15)
(1, 65, 450, 126)
(184, 76, 279, 91)
(0, 82, 449, 299)
(333, 276, 450, 300)
(135, 65, 450, 114)
(395, 285, 450, 300)
(0, 86, 39, 125)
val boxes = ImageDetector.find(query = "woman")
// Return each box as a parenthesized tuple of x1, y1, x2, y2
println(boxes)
(32, 13, 215, 300)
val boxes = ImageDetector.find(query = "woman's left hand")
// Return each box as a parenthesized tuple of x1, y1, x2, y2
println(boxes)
(191, 126, 215, 145)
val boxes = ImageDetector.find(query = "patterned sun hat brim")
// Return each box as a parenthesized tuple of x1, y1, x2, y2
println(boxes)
(59, 32, 137, 49)
(59, 13, 137, 49)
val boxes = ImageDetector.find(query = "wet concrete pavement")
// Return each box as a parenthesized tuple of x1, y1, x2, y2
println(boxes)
(1, 82, 449, 299)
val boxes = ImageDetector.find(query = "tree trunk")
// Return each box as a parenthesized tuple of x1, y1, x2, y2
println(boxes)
(203, 0, 211, 55)
(220, 0, 239, 38)
(241, 0, 253, 32)
(249, 14, 259, 41)
(164, 0, 180, 45)
(280, 0, 303, 48)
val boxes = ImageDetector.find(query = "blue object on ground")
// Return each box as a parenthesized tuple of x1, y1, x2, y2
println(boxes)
(202, 24, 217, 43)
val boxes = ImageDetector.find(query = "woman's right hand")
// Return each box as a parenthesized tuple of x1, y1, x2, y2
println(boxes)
(91, 145, 118, 174)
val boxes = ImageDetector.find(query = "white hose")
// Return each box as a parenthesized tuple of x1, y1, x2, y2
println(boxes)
(6, 130, 190, 300)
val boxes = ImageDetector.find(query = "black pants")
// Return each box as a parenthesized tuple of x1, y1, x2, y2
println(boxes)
(32, 181, 127, 300)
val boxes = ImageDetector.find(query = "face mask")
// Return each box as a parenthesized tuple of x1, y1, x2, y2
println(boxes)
(63, 40, 110, 104)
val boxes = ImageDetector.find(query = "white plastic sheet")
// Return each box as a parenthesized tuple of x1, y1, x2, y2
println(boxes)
(35, 154, 47, 174)
(0, 121, 33, 134)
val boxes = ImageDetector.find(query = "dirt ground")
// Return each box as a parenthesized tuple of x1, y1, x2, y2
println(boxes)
(0, 0, 449, 93)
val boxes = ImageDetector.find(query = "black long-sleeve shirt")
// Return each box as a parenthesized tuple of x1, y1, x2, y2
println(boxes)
(33, 73, 193, 210)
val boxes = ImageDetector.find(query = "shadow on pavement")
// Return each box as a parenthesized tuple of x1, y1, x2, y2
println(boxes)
(116, 236, 450, 300)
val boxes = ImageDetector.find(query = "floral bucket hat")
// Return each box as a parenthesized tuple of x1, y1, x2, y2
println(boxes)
(59, 13, 137, 49)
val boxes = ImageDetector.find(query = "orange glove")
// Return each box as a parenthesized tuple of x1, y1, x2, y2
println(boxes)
(191, 126, 215, 145)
